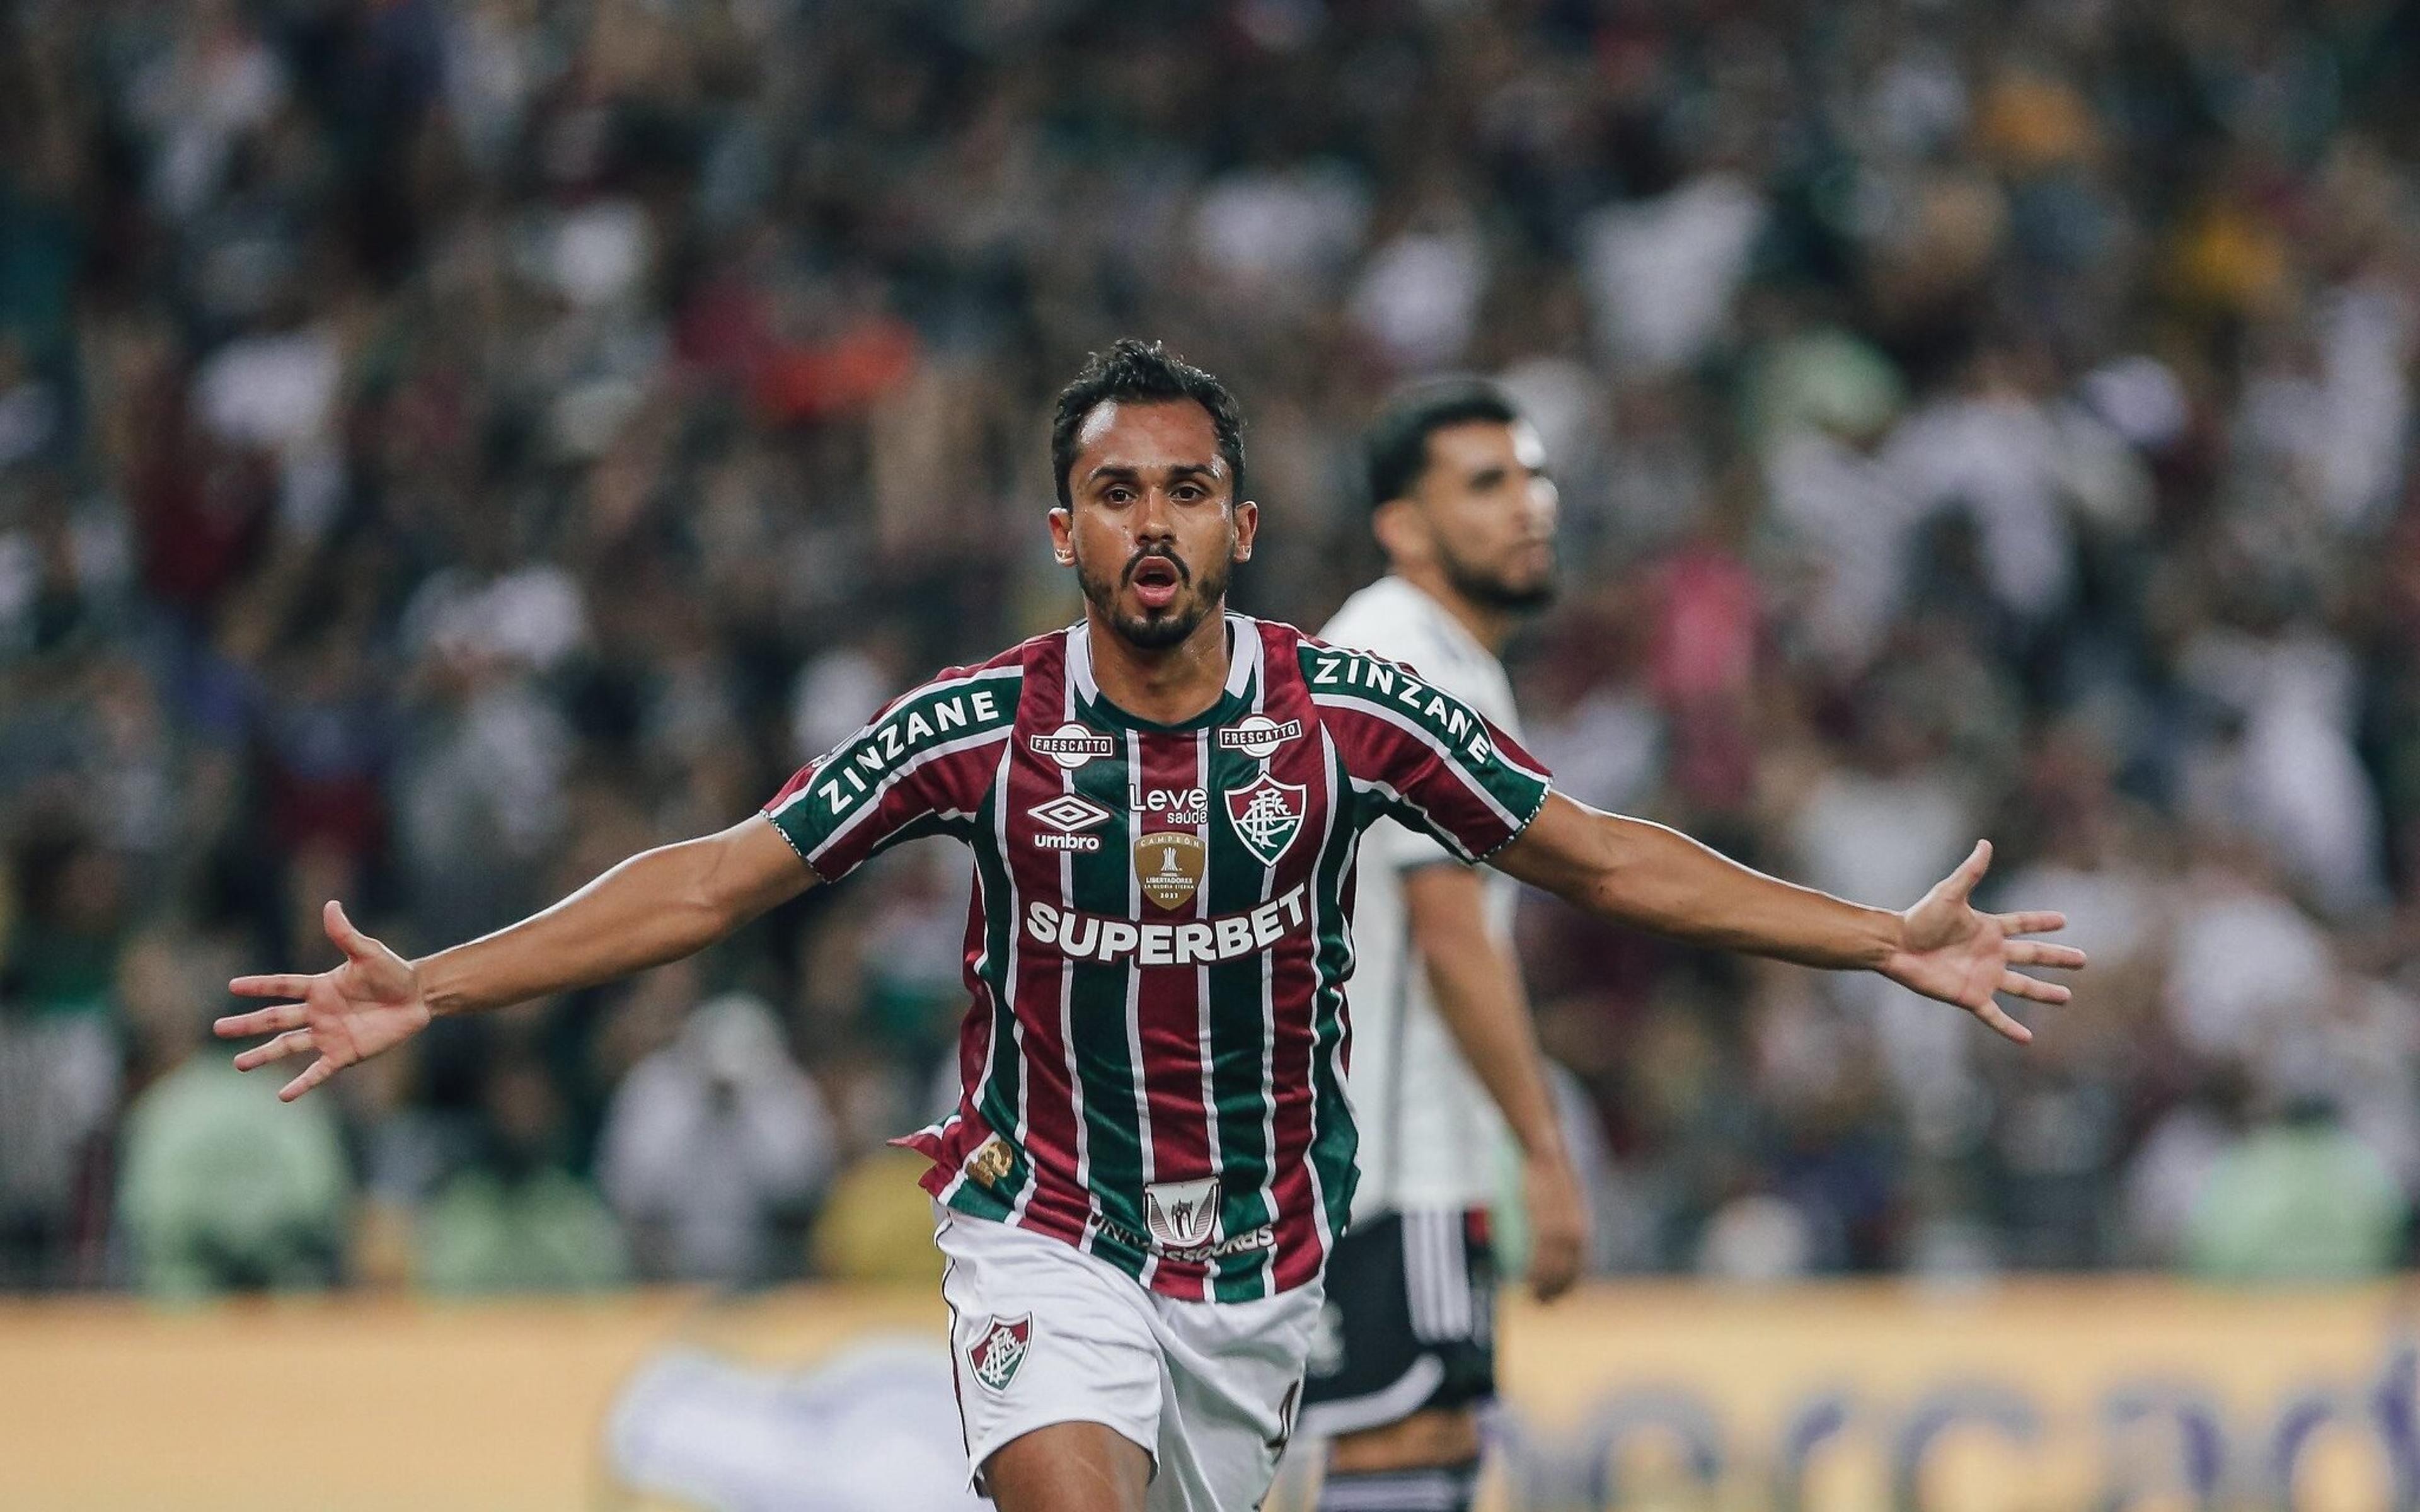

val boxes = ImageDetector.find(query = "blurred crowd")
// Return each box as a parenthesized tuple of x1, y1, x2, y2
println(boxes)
(5, 0, 2420, 1297)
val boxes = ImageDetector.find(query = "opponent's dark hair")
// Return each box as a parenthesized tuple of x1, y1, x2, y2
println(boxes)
(1364, 378, 1521, 509)
(1051, 339, 1247, 509)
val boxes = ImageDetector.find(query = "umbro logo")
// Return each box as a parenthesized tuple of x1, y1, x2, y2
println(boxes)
(1029, 793, 1112, 852)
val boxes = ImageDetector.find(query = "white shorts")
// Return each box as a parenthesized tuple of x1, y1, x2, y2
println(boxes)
(934, 1203, 1323, 1511)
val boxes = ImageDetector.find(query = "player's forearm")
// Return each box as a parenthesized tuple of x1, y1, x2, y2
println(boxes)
(1553, 811, 1903, 971)
(416, 835, 755, 1018)
(1411, 907, 1567, 1162)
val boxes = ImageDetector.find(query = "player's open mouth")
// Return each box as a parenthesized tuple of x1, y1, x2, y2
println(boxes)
(1131, 556, 1184, 610)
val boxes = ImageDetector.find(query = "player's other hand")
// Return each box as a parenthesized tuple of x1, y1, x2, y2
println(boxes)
(215, 900, 430, 1101)
(1522, 1148, 1587, 1302)
(1881, 840, 2086, 1045)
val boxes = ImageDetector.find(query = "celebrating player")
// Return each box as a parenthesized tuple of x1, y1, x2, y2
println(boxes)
(1298, 380, 1578, 1511)
(216, 340, 2082, 1512)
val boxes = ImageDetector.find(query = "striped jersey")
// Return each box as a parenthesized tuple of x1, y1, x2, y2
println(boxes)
(763, 614, 1552, 1302)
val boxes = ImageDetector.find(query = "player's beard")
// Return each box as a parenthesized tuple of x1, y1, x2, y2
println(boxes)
(1078, 540, 1231, 651)
(1439, 537, 1556, 612)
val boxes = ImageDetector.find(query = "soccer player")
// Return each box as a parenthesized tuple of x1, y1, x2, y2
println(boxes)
(216, 340, 2082, 1512)
(1298, 380, 1578, 1511)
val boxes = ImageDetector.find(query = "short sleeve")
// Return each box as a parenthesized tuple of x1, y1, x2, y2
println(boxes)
(762, 665, 1022, 883)
(1303, 644, 1553, 863)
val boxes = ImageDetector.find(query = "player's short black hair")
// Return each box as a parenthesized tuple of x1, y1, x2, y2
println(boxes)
(1364, 378, 1522, 509)
(1051, 339, 1247, 510)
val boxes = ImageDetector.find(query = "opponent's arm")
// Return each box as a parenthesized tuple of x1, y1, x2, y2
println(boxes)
(1489, 794, 2083, 1043)
(215, 816, 815, 1100)
(1401, 863, 1586, 1299)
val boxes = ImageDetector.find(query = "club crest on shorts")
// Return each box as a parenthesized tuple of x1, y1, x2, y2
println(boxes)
(1144, 1176, 1221, 1251)
(966, 1314, 1031, 1393)
(1224, 771, 1306, 866)
(1134, 832, 1206, 910)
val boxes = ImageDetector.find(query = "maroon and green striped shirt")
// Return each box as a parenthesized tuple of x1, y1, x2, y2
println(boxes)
(764, 615, 1552, 1301)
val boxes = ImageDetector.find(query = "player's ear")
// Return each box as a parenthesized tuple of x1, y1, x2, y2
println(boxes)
(1048, 505, 1075, 565)
(1371, 497, 1426, 569)
(1231, 498, 1259, 563)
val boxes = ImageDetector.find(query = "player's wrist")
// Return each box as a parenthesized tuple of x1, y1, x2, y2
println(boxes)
(1516, 1129, 1572, 1171)
(1867, 906, 1912, 975)
(410, 952, 466, 1019)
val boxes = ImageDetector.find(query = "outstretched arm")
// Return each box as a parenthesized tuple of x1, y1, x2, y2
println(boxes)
(1489, 794, 2082, 1043)
(215, 816, 815, 1099)
(1401, 862, 1586, 1299)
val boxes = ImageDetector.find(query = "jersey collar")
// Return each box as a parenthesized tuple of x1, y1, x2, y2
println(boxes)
(1064, 614, 1262, 733)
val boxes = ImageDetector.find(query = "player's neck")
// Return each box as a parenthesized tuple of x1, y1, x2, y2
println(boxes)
(1397, 564, 1512, 655)
(1086, 601, 1232, 724)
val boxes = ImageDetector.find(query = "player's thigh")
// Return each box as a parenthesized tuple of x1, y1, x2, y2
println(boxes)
(1328, 1406, 1484, 1473)
(982, 1421, 1153, 1512)
(1147, 1281, 1325, 1511)
(935, 1205, 1165, 1493)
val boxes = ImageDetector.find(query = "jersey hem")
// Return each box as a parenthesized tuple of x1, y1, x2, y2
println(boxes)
(757, 808, 834, 884)
(1472, 778, 1552, 864)
(936, 1183, 1319, 1303)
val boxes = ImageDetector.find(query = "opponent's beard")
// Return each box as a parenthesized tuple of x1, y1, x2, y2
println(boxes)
(1077, 543, 1233, 651)
(1441, 541, 1556, 612)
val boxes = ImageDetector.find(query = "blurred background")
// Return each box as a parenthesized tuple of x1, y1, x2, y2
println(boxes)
(6, 0, 2420, 1506)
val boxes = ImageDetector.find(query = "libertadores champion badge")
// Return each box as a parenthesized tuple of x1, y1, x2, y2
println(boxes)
(1134, 832, 1207, 910)
(1224, 771, 1306, 866)
(967, 1314, 1032, 1393)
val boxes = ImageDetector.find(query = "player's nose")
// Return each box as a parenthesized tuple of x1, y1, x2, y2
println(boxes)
(1134, 489, 1179, 541)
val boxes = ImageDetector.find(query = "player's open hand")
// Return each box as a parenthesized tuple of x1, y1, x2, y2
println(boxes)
(1880, 840, 2085, 1044)
(215, 900, 430, 1101)
(1522, 1148, 1587, 1302)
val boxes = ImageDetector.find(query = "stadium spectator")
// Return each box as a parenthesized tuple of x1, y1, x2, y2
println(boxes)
(597, 992, 836, 1284)
(417, 1053, 629, 1294)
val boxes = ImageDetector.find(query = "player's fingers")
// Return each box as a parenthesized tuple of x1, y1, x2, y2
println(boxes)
(1998, 970, 2071, 1005)
(279, 1056, 340, 1102)
(1996, 910, 2068, 937)
(325, 899, 374, 959)
(1531, 1244, 1582, 1302)
(2006, 940, 2087, 971)
(1945, 839, 1991, 900)
(233, 1029, 314, 1072)
(214, 1003, 306, 1038)
(1971, 998, 2034, 1044)
(228, 975, 316, 1000)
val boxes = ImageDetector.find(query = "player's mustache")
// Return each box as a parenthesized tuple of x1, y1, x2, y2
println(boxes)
(1124, 547, 1190, 585)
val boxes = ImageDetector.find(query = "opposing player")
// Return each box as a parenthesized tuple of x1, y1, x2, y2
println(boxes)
(215, 340, 2082, 1512)
(1299, 381, 1578, 1509)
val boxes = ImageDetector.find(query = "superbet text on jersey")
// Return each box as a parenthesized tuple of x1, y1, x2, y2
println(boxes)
(764, 616, 1552, 1302)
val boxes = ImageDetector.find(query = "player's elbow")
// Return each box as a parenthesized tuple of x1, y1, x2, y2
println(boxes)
(1572, 815, 1662, 922)
(671, 833, 756, 940)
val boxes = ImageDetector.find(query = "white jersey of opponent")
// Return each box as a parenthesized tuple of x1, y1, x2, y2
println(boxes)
(1320, 576, 1524, 1220)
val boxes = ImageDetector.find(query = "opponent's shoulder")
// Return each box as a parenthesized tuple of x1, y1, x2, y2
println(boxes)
(1316, 576, 1427, 647)
(1318, 577, 1502, 702)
